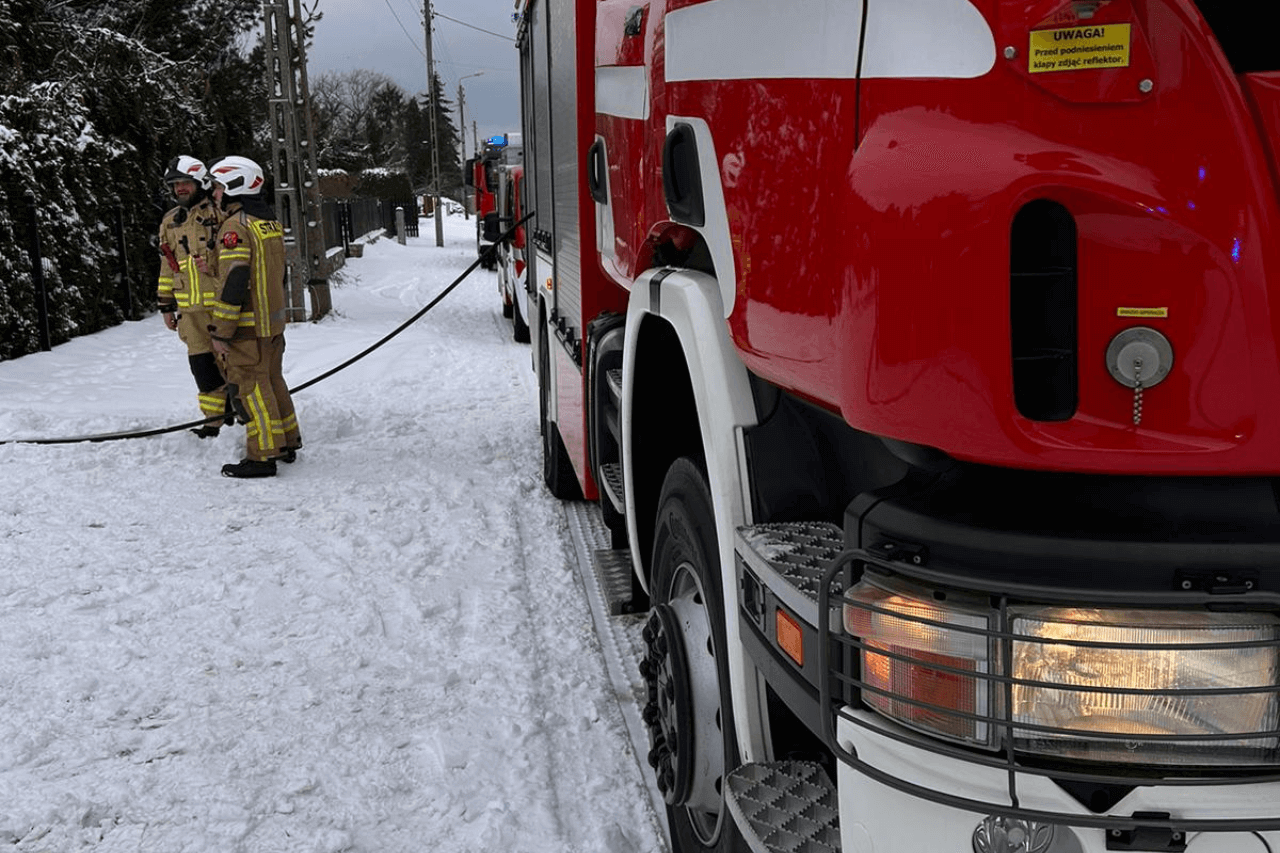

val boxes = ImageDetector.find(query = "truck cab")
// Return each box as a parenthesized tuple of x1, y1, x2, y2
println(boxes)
(517, 1, 1280, 850)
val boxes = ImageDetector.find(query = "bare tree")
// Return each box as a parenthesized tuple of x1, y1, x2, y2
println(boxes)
(311, 69, 405, 172)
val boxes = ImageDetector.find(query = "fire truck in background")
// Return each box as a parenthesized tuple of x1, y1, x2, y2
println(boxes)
(516, 1, 1280, 851)
(494, 156, 530, 343)
(464, 132, 522, 271)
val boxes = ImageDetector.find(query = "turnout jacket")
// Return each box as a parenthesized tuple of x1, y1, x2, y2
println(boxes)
(208, 202, 287, 341)
(156, 195, 223, 312)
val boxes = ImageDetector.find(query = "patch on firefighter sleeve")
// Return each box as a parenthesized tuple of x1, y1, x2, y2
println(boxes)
(221, 232, 240, 249)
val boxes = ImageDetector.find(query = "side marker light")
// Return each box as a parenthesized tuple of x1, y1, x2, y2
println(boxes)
(776, 608, 804, 667)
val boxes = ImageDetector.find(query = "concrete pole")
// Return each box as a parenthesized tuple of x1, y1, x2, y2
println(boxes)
(424, 0, 444, 247)
(458, 83, 468, 221)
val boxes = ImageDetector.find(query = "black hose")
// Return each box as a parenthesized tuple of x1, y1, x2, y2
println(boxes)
(0, 213, 532, 447)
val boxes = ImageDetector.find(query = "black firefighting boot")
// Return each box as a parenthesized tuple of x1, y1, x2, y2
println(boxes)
(221, 458, 277, 478)
(274, 447, 298, 464)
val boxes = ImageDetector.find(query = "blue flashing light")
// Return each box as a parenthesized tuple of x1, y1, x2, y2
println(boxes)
(487, 135, 508, 147)
(1198, 166, 1207, 182)
(1231, 237, 1242, 264)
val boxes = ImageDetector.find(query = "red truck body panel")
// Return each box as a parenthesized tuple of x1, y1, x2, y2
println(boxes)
(589, 0, 1280, 474)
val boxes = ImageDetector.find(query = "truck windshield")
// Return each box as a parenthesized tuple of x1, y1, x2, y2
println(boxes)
(1196, 2, 1277, 73)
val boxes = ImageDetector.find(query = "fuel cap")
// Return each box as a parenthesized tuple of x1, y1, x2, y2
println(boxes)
(1106, 326, 1173, 389)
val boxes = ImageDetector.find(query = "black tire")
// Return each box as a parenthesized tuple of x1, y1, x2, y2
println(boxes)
(512, 290, 530, 344)
(539, 334, 583, 500)
(643, 458, 747, 853)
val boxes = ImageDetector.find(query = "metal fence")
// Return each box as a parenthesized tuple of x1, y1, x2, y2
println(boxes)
(319, 198, 420, 255)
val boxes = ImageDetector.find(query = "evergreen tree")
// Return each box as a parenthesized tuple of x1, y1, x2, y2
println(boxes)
(402, 99, 431, 193)
(420, 72, 462, 197)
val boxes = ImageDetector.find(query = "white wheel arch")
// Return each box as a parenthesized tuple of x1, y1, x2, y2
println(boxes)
(622, 266, 766, 765)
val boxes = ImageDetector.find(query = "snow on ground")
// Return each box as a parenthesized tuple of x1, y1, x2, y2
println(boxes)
(0, 213, 668, 853)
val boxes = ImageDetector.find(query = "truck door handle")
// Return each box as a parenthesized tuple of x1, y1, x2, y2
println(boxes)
(663, 123, 705, 227)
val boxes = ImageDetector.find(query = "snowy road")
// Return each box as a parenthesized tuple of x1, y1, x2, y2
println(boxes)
(0, 215, 669, 853)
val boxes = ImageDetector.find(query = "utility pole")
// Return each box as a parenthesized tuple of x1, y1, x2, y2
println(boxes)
(457, 84, 466, 163)
(263, 0, 331, 319)
(457, 83, 467, 222)
(424, 0, 444, 247)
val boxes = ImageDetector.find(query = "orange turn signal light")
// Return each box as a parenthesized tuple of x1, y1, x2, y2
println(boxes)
(777, 608, 804, 667)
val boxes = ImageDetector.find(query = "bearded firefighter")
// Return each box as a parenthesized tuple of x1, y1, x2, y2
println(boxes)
(156, 155, 227, 438)
(205, 156, 302, 478)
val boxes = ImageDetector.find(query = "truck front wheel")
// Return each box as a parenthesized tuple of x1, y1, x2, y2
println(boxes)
(643, 458, 747, 852)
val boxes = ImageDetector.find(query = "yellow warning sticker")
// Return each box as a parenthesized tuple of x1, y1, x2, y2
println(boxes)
(1117, 307, 1168, 318)
(1029, 23, 1131, 73)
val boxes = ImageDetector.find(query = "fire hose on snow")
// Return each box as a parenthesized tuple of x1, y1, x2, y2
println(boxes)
(0, 213, 533, 447)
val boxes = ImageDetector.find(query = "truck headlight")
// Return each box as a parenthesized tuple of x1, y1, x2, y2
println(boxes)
(844, 575, 1280, 766)
(1009, 606, 1280, 766)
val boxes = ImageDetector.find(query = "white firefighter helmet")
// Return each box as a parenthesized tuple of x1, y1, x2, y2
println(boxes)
(209, 156, 266, 197)
(165, 155, 210, 190)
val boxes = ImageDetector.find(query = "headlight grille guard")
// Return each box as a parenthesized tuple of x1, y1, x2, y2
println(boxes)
(816, 548, 1280, 833)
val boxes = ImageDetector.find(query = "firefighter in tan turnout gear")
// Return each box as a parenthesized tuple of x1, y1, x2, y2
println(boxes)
(156, 155, 227, 438)
(205, 156, 302, 478)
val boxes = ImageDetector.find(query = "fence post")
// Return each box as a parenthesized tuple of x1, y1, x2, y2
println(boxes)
(24, 190, 52, 352)
(114, 204, 136, 320)
(395, 206, 406, 245)
(341, 201, 352, 258)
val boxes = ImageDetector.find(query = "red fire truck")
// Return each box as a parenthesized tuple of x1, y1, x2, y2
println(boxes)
(516, 1, 1280, 851)
(465, 132, 522, 271)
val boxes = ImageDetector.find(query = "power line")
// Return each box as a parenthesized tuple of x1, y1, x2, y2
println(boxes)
(382, 0, 426, 58)
(435, 11, 514, 42)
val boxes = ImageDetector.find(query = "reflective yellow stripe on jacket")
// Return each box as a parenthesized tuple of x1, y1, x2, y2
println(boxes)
(210, 244, 252, 325)
(247, 220, 283, 338)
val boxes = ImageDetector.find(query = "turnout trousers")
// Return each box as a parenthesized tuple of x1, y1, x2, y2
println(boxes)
(218, 334, 301, 462)
(177, 309, 227, 424)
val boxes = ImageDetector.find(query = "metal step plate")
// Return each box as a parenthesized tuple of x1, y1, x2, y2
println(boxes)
(726, 761, 841, 853)
(606, 367, 623, 406)
(736, 522, 845, 630)
(599, 461, 626, 514)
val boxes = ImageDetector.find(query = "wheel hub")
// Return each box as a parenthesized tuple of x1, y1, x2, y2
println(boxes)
(639, 571, 726, 823)
(641, 603, 695, 805)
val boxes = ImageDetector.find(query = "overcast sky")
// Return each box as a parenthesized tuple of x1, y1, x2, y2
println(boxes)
(307, 0, 522, 158)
